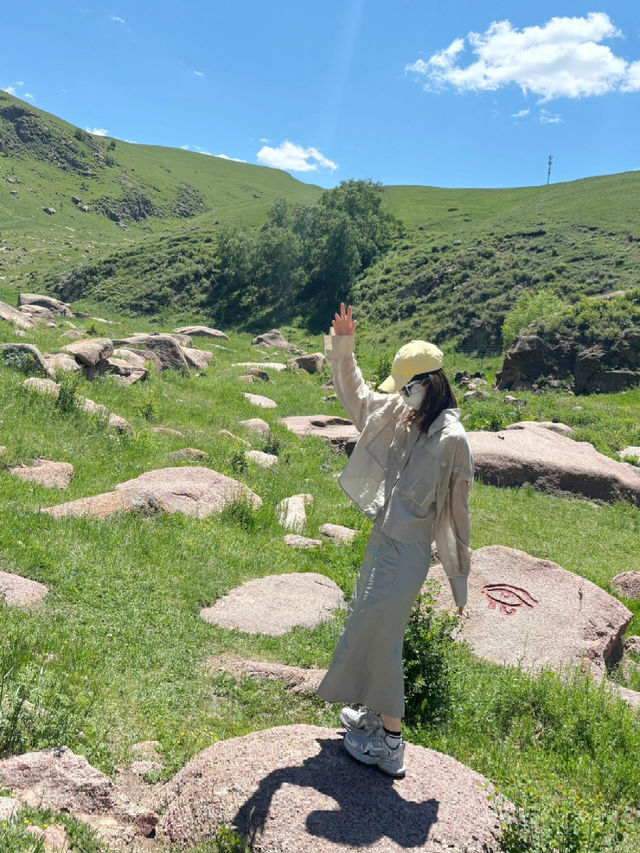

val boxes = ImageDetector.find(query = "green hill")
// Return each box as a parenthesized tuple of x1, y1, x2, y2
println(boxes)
(2, 91, 640, 354)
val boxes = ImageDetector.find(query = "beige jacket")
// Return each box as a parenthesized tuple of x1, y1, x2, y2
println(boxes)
(324, 331, 473, 607)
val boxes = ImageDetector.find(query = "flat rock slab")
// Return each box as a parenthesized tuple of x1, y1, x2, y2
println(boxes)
(0, 571, 48, 607)
(611, 572, 640, 599)
(19, 293, 72, 316)
(233, 361, 287, 372)
(429, 545, 632, 671)
(281, 415, 360, 443)
(284, 534, 323, 549)
(174, 325, 229, 339)
(246, 450, 278, 468)
(239, 418, 270, 435)
(505, 420, 574, 436)
(244, 392, 277, 409)
(0, 746, 158, 849)
(24, 377, 61, 396)
(200, 573, 345, 635)
(207, 654, 328, 696)
(278, 493, 314, 533)
(149, 426, 184, 437)
(154, 724, 500, 852)
(468, 424, 640, 504)
(320, 523, 358, 545)
(42, 467, 262, 520)
(8, 459, 74, 489)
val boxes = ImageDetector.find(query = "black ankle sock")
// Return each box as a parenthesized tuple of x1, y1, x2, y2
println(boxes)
(383, 727, 402, 737)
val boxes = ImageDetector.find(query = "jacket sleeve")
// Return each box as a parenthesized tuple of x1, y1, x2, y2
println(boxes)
(433, 436, 474, 608)
(323, 330, 390, 432)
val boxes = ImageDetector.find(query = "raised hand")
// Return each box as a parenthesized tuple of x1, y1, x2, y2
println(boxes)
(332, 303, 357, 336)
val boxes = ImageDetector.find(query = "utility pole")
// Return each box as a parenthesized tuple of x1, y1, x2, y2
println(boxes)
(547, 154, 553, 185)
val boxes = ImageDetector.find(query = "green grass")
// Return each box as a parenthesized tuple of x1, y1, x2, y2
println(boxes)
(1, 312, 640, 850)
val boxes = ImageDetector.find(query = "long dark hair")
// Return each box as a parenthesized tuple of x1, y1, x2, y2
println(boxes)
(403, 369, 458, 433)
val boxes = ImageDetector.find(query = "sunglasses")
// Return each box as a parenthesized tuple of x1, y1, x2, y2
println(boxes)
(400, 378, 428, 397)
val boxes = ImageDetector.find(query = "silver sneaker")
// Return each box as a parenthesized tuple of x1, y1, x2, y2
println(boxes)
(343, 728, 406, 778)
(339, 706, 383, 733)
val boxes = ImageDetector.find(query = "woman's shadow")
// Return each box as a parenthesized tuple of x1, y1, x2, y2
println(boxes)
(233, 736, 439, 848)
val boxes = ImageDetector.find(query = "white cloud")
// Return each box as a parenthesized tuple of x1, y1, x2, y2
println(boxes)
(539, 109, 562, 124)
(259, 137, 271, 143)
(215, 153, 246, 163)
(110, 16, 126, 24)
(511, 108, 530, 118)
(24, 93, 35, 101)
(256, 140, 338, 172)
(194, 70, 205, 77)
(2, 86, 17, 96)
(16, 80, 24, 86)
(86, 127, 108, 136)
(406, 13, 640, 101)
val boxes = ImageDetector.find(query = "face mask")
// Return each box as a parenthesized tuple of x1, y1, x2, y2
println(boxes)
(404, 386, 426, 410)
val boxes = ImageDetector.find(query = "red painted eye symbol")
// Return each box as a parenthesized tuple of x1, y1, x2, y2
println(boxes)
(481, 584, 539, 616)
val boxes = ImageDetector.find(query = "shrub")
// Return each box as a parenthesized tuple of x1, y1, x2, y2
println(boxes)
(370, 351, 393, 390)
(501, 288, 567, 351)
(55, 372, 79, 414)
(402, 585, 458, 726)
(133, 388, 158, 421)
(220, 495, 257, 532)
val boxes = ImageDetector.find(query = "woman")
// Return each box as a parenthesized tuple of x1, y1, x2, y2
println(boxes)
(316, 304, 473, 778)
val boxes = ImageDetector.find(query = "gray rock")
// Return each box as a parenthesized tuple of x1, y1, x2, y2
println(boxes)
(0, 300, 35, 330)
(1, 343, 47, 375)
(173, 325, 229, 340)
(284, 534, 323, 549)
(154, 725, 501, 851)
(320, 523, 358, 545)
(8, 459, 74, 489)
(277, 494, 313, 533)
(468, 423, 640, 504)
(59, 330, 84, 341)
(505, 420, 574, 437)
(181, 346, 213, 370)
(251, 329, 302, 352)
(232, 361, 287, 372)
(111, 348, 147, 370)
(0, 796, 19, 823)
(239, 418, 270, 435)
(20, 304, 56, 324)
(200, 573, 343, 635)
(42, 467, 262, 520)
(504, 394, 526, 407)
(243, 392, 277, 409)
(288, 353, 327, 374)
(115, 334, 190, 373)
(62, 338, 113, 367)
(281, 415, 359, 445)
(149, 426, 184, 437)
(23, 377, 60, 396)
(429, 545, 632, 671)
(610, 572, 640, 599)
(0, 571, 48, 607)
(246, 449, 278, 468)
(168, 448, 208, 461)
(619, 446, 640, 463)
(18, 293, 72, 316)
(43, 353, 81, 377)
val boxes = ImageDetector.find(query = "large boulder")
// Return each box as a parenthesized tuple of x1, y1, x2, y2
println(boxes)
(19, 304, 57, 324)
(114, 334, 190, 373)
(251, 329, 302, 353)
(173, 325, 229, 340)
(429, 545, 632, 671)
(62, 339, 114, 378)
(181, 346, 213, 370)
(496, 334, 575, 390)
(103, 358, 147, 386)
(0, 301, 36, 331)
(1, 343, 47, 375)
(42, 467, 262, 520)
(200, 573, 345, 635)
(154, 725, 501, 852)
(18, 293, 72, 317)
(574, 346, 640, 394)
(0, 747, 158, 849)
(43, 353, 82, 378)
(468, 423, 640, 504)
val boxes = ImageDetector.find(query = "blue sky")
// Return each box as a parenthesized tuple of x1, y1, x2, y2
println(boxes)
(2, 1, 639, 189)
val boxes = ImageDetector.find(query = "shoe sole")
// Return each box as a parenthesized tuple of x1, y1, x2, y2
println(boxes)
(343, 737, 406, 778)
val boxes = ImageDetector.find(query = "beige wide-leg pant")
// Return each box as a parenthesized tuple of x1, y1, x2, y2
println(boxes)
(316, 526, 430, 718)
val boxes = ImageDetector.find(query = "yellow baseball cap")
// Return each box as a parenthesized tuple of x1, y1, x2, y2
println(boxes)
(378, 340, 444, 393)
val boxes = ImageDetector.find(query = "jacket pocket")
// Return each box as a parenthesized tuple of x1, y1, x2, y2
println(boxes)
(396, 447, 442, 511)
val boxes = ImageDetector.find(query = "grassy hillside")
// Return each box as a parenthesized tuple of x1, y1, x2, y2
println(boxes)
(0, 91, 319, 281)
